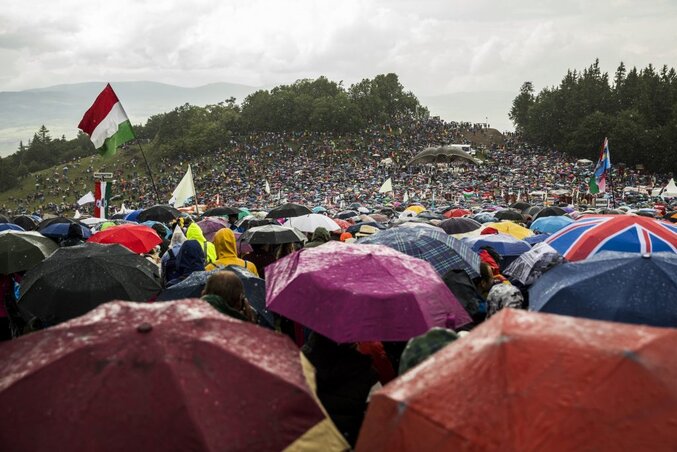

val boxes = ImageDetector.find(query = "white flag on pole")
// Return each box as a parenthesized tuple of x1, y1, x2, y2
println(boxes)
(77, 191, 95, 205)
(378, 177, 393, 193)
(169, 165, 195, 207)
(265, 180, 271, 194)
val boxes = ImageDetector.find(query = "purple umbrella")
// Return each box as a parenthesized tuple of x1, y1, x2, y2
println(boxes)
(197, 217, 229, 241)
(266, 242, 472, 343)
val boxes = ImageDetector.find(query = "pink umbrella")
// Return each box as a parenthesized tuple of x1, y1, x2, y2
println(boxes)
(266, 242, 471, 343)
(197, 217, 229, 241)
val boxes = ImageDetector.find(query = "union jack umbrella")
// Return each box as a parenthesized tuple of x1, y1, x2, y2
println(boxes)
(546, 215, 677, 261)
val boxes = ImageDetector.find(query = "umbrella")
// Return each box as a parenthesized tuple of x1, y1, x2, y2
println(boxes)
(0, 231, 58, 274)
(197, 217, 229, 241)
(202, 206, 240, 216)
(503, 242, 565, 285)
(510, 201, 531, 211)
(40, 222, 92, 240)
(463, 233, 531, 256)
(356, 309, 677, 451)
(19, 243, 160, 326)
(141, 220, 171, 239)
(417, 211, 444, 220)
(370, 213, 390, 223)
(493, 209, 524, 222)
(529, 215, 574, 233)
(12, 215, 39, 231)
(346, 221, 386, 235)
(357, 206, 371, 214)
(439, 218, 482, 235)
(482, 221, 534, 240)
(664, 211, 677, 223)
(157, 267, 275, 328)
(396, 221, 443, 231)
(358, 227, 481, 279)
(265, 203, 312, 219)
(123, 209, 143, 222)
(88, 224, 162, 254)
(331, 218, 352, 230)
(137, 205, 181, 223)
(523, 205, 543, 218)
(404, 205, 425, 215)
(37, 216, 82, 230)
(529, 252, 677, 327)
(0, 299, 348, 452)
(266, 242, 472, 343)
(284, 214, 341, 233)
(241, 224, 306, 245)
(0, 223, 24, 232)
(470, 212, 495, 223)
(524, 232, 552, 245)
(312, 206, 327, 214)
(546, 215, 677, 261)
(533, 206, 566, 220)
(336, 210, 359, 220)
(444, 208, 471, 218)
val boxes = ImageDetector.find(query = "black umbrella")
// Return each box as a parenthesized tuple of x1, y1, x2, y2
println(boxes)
(137, 205, 181, 223)
(12, 215, 39, 231)
(241, 225, 306, 245)
(203, 207, 240, 217)
(0, 231, 58, 274)
(265, 203, 312, 219)
(494, 209, 525, 222)
(533, 206, 566, 220)
(511, 202, 531, 211)
(417, 212, 445, 220)
(37, 217, 83, 231)
(109, 213, 127, 220)
(336, 210, 359, 220)
(157, 267, 274, 328)
(237, 217, 275, 230)
(439, 218, 482, 235)
(346, 221, 387, 234)
(19, 243, 160, 326)
(665, 211, 677, 223)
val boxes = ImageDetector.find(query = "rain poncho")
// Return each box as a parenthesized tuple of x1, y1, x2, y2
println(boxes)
(166, 240, 205, 287)
(186, 223, 217, 265)
(161, 226, 187, 284)
(304, 227, 331, 248)
(205, 229, 259, 276)
(486, 284, 524, 318)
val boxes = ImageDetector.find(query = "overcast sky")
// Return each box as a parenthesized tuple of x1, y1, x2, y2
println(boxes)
(2, 1, 676, 111)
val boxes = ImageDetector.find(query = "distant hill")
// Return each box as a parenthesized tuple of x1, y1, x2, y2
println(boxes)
(0, 81, 258, 156)
(420, 91, 515, 133)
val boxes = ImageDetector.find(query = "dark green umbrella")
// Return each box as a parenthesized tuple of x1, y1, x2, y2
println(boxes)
(0, 231, 58, 274)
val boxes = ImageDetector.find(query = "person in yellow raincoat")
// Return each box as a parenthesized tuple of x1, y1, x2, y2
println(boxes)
(205, 228, 259, 276)
(185, 222, 217, 265)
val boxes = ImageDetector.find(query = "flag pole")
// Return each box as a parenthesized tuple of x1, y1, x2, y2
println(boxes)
(608, 168, 616, 208)
(135, 142, 161, 205)
(189, 164, 200, 216)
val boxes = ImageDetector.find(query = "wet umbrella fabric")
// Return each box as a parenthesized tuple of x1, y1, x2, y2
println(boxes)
(284, 214, 341, 233)
(88, 224, 162, 254)
(493, 209, 524, 222)
(19, 243, 160, 325)
(0, 299, 348, 452)
(503, 242, 565, 286)
(482, 222, 534, 240)
(37, 216, 83, 230)
(358, 227, 481, 279)
(529, 215, 574, 234)
(0, 223, 24, 232)
(336, 210, 359, 220)
(265, 203, 312, 219)
(157, 267, 275, 328)
(356, 309, 677, 451)
(123, 209, 143, 222)
(439, 218, 481, 235)
(463, 234, 531, 256)
(0, 231, 58, 274)
(202, 206, 240, 216)
(511, 202, 531, 211)
(266, 242, 472, 343)
(533, 206, 566, 220)
(12, 215, 39, 231)
(529, 252, 677, 327)
(137, 205, 181, 224)
(241, 224, 306, 245)
(39, 222, 92, 240)
(524, 233, 551, 245)
(346, 221, 386, 235)
(197, 217, 229, 242)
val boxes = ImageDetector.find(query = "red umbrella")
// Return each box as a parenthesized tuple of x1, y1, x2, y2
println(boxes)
(332, 218, 352, 230)
(357, 309, 677, 451)
(444, 209, 472, 218)
(88, 224, 162, 254)
(0, 299, 347, 451)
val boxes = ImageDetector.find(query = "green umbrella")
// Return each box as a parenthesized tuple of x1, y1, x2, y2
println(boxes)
(238, 208, 251, 221)
(0, 231, 58, 274)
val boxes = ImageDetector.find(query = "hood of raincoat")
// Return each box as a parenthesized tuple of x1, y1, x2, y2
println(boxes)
(169, 225, 187, 249)
(176, 240, 205, 277)
(310, 227, 330, 243)
(213, 228, 238, 260)
(186, 223, 207, 244)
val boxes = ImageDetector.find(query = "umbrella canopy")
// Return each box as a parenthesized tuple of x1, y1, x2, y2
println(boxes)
(546, 215, 677, 261)
(12, 215, 39, 231)
(346, 221, 386, 235)
(358, 227, 481, 279)
(0, 223, 24, 232)
(493, 209, 524, 222)
(241, 224, 306, 245)
(523, 205, 543, 218)
(370, 213, 390, 223)
(137, 205, 181, 223)
(524, 232, 552, 245)
(39, 222, 92, 240)
(463, 233, 531, 256)
(482, 221, 534, 240)
(529, 252, 677, 327)
(470, 212, 495, 223)
(284, 214, 341, 233)
(196, 217, 229, 241)
(503, 242, 565, 285)
(533, 206, 566, 220)
(157, 267, 274, 328)
(444, 208, 472, 218)
(141, 220, 171, 239)
(530, 215, 574, 233)
(19, 243, 160, 326)
(265, 203, 312, 219)
(0, 299, 348, 452)
(439, 218, 482, 235)
(0, 231, 58, 274)
(123, 209, 143, 222)
(356, 309, 677, 451)
(331, 218, 352, 230)
(404, 205, 426, 215)
(266, 242, 472, 343)
(664, 211, 677, 223)
(312, 206, 327, 214)
(202, 206, 240, 216)
(88, 224, 162, 254)
(37, 216, 83, 230)
(336, 210, 359, 220)
(510, 201, 531, 211)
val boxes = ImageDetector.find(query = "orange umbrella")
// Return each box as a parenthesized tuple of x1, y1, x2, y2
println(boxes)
(357, 310, 677, 451)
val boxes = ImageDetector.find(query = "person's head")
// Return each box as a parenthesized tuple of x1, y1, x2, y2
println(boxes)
(68, 223, 83, 239)
(310, 227, 330, 243)
(477, 262, 495, 293)
(202, 271, 245, 311)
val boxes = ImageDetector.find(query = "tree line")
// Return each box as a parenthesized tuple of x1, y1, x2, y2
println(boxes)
(0, 73, 427, 191)
(510, 59, 677, 174)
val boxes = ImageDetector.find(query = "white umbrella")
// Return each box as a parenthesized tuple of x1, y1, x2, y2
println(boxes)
(284, 214, 341, 233)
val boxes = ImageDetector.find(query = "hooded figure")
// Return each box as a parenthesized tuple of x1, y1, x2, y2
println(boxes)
(166, 240, 205, 287)
(186, 223, 217, 265)
(205, 228, 259, 276)
(161, 226, 187, 285)
(304, 227, 331, 248)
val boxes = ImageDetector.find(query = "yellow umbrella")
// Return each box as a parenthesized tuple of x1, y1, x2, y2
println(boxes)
(482, 221, 534, 240)
(405, 205, 425, 215)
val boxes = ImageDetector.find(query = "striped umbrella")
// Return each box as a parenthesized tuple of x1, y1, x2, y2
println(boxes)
(546, 215, 677, 261)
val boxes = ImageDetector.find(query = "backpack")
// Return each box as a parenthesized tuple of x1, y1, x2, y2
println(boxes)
(163, 248, 179, 284)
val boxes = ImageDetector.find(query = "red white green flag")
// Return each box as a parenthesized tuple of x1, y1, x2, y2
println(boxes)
(94, 180, 111, 219)
(78, 84, 135, 157)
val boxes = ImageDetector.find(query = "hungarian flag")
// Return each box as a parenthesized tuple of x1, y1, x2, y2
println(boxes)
(78, 84, 135, 157)
(462, 188, 475, 199)
(94, 180, 111, 219)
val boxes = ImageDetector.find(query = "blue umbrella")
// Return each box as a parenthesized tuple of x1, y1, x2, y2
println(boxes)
(524, 233, 552, 245)
(463, 234, 531, 256)
(471, 213, 495, 224)
(0, 223, 25, 232)
(529, 252, 677, 327)
(358, 227, 481, 279)
(142, 221, 171, 239)
(40, 223, 92, 240)
(157, 267, 274, 328)
(530, 216, 574, 234)
(124, 210, 143, 222)
(312, 206, 327, 214)
(346, 221, 386, 234)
